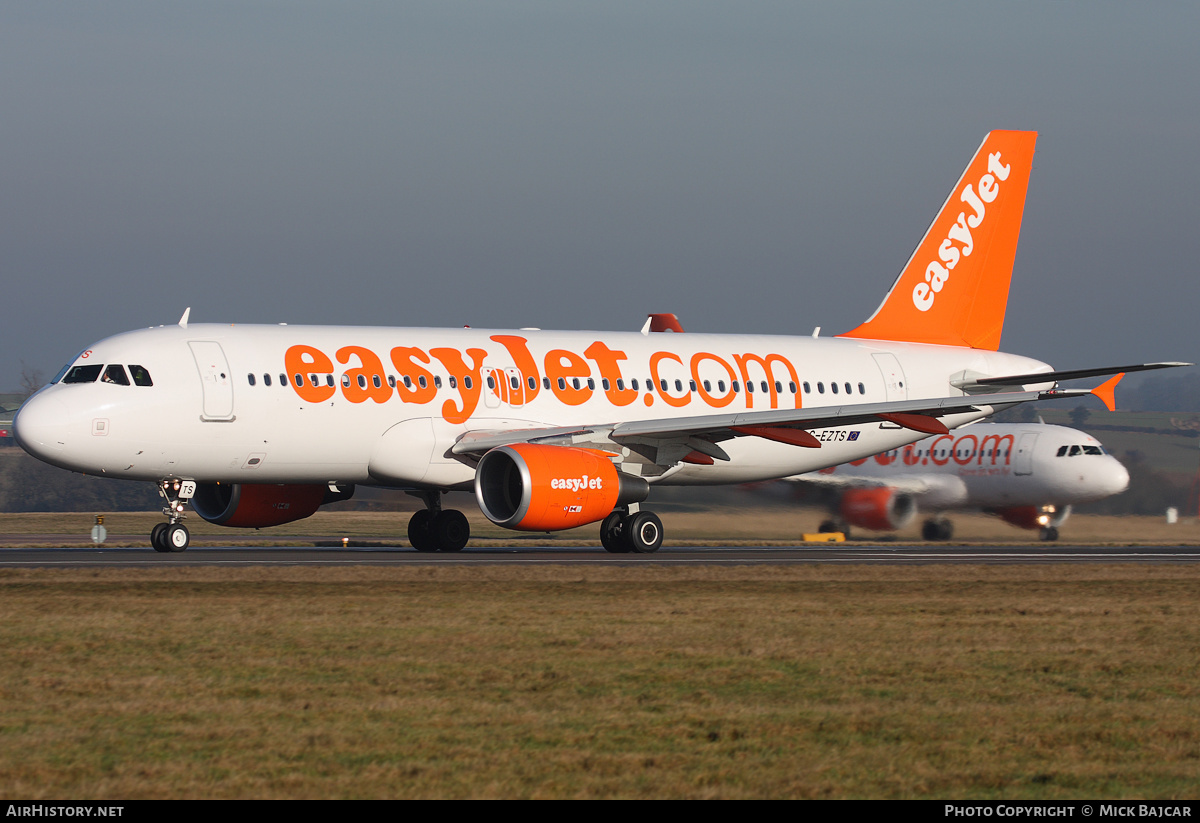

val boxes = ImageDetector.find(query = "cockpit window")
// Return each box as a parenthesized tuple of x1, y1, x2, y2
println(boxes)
(101, 365, 130, 385)
(1056, 446, 1068, 457)
(1083, 445, 1103, 455)
(129, 365, 153, 386)
(1068, 445, 1081, 456)
(62, 364, 104, 384)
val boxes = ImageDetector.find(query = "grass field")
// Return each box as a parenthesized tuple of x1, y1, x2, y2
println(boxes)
(1, 563, 1199, 799)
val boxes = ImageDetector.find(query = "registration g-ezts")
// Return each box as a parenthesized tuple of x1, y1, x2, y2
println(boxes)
(12, 131, 1187, 554)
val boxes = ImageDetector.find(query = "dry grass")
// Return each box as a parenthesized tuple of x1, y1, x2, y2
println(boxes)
(1, 564, 1198, 799)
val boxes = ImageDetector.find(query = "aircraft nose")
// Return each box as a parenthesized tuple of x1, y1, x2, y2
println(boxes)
(1105, 458, 1131, 496)
(12, 393, 70, 459)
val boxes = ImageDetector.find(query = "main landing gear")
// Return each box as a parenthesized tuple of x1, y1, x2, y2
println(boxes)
(152, 479, 195, 553)
(921, 518, 954, 541)
(819, 518, 849, 539)
(407, 491, 471, 552)
(1039, 526, 1059, 542)
(600, 505, 664, 554)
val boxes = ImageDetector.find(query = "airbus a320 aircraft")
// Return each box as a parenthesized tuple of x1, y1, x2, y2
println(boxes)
(789, 422, 1129, 541)
(13, 131, 1184, 553)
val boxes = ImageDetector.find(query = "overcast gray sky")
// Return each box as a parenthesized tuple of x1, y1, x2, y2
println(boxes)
(3, 2, 1197, 391)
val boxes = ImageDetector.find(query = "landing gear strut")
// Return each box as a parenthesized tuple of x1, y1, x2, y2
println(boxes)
(407, 491, 470, 552)
(1039, 526, 1059, 541)
(599, 505, 663, 554)
(152, 479, 195, 553)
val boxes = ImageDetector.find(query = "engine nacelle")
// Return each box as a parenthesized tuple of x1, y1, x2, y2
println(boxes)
(475, 444, 649, 531)
(839, 487, 918, 531)
(191, 483, 352, 528)
(989, 504, 1071, 531)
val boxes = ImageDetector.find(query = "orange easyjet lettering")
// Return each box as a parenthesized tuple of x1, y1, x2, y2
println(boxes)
(285, 345, 336, 403)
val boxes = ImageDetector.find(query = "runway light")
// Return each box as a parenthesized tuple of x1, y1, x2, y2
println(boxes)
(342, 537, 349, 547)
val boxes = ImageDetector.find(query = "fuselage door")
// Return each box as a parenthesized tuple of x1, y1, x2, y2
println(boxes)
(1014, 432, 1038, 476)
(505, 368, 525, 407)
(872, 353, 908, 402)
(189, 340, 235, 421)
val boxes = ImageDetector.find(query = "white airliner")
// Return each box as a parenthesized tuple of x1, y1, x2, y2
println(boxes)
(788, 422, 1129, 541)
(12, 131, 1184, 553)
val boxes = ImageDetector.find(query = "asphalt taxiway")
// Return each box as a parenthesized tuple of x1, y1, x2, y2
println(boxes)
(2, 544, 1199, 567)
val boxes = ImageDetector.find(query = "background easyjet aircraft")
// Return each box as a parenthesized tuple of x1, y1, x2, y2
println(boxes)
(788, 422, 1129, 541)
(12, 131, 1183, 552)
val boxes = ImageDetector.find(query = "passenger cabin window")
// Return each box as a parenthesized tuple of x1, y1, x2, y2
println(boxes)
(247, 373, 256, 386)
(263, 373, 272, 387)
(279, 374, 286, 387)
(831, 382, 838, 394)
(102, 365, 130, 385)
(857, 382, 865, 394)
(129, 365, 153, 386)
(63, 364, 104, 384)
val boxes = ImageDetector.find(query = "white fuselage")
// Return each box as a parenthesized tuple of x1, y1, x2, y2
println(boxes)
(14, 323, 1055, 490)
(799, 422, 1129, 510)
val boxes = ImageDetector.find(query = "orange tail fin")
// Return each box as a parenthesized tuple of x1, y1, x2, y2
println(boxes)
(840, 130, 1037, 350)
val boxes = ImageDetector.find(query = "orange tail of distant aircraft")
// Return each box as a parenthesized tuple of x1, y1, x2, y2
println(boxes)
(841, 130, 1037, 350)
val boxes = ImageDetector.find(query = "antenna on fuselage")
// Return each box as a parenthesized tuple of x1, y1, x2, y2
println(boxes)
(178, 307, 191, 329)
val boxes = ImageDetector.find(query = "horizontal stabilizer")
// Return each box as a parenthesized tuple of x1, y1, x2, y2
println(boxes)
(955, 361, 1190, 391)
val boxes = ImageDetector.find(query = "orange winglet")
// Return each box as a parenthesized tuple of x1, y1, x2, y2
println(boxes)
(840, 131, 1038, 350)
(731, 426, 821, 448)
(875, 412, 950, 435)
(1090, 373, 1124, 412)
(648, 313, 685, 333)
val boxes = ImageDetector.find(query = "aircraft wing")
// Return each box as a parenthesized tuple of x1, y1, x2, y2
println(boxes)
(451, 389, 1048, 459)
(784, 472, 933, 495)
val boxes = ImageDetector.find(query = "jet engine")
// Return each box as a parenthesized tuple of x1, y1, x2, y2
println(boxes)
(475, 444, 649, 531)
(191, 482, 354, 528)
(838, 487, 918, 531)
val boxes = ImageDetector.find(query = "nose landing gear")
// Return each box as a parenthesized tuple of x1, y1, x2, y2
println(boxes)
(152, 479, 194, 553)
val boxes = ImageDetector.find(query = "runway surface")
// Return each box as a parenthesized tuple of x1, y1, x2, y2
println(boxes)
(3, 544, 1200, 567)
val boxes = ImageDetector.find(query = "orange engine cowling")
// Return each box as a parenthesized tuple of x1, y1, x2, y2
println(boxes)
(839, 487, 918, 531)
(191, 483, 352, 528)
(475, 444, 649, 531)
(989, 505, 1070, 531)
